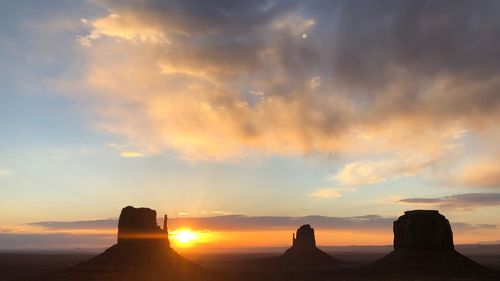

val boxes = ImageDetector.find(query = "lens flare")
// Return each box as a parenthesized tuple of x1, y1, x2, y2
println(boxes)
(172, 229, 198, 246)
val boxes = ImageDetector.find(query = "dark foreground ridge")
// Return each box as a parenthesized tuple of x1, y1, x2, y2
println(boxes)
(369, 210, 495, 278)
(20, 206, 220, 281)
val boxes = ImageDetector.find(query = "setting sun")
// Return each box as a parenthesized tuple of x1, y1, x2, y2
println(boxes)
(171, 229, 198, 246)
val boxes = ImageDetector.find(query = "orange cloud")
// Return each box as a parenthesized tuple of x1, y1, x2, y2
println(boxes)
(79, 13, 169, 46)
(458, 157, 500, 188)
(120, 151, 144, 158)
(331, 154, 438, 186)
(66, 1, 500, 185)
(308, 188, 342, 199)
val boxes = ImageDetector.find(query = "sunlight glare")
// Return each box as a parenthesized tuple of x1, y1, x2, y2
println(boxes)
(172, 229, 198, 246)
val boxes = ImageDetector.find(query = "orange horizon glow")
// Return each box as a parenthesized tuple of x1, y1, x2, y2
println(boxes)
(168, 228, 500, 251)
(169, 228, 215, 248)
(3, 225, 499, 252)
(180, 230, 393, 249)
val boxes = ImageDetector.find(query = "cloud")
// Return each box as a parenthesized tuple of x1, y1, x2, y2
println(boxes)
(107, 143, 144, 158)
(120, 151, 144, 158)
(330, 154, 436, 186)
(399, 193, 500, 210)
(457, 157, 500, 188)
(30, 219, 118, 230)
(0, 232, 113, 250)
(29, 214, 495, 233)
(30, 215, 394, 232)
(64, 0, 500, 164)
(78, 13, 170, 46)
(452, 223, 497, 231)
(308, 188, 342, 199)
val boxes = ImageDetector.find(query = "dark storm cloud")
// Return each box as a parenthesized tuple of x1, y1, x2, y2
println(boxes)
(399, 193, 500, 209)
(325, 1, 500, 80)
(99, 0, 294, 34)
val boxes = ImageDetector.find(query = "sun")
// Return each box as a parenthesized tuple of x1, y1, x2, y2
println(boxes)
(172, 229, 198, 246)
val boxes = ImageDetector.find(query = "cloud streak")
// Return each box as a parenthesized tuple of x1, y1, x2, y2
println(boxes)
(29, 214, 495, 232)
(399, 193, 500, 210)
(308, 188, 342, 199)
(457, 157, 500, 188)
(330, 155, 437, 186)
(0, 232, 113, 250)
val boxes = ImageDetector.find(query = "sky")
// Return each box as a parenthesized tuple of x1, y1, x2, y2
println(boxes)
(1, 0, 500, 251)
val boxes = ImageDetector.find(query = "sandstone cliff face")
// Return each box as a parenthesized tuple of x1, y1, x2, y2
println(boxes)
(393, 210, 454, 252)
(117, 206, 169, 246)
(46, 206, 218, 281)
(373, 210, 486, 276)
(292, 224, 316, 249)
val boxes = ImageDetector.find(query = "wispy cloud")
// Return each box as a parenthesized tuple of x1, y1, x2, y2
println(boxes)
(78, 13, 170, 47)
(308, 188, 342, 199)
(398, 193, 500, 210)
(330, 155, 436, 186)
(323, 153, 440, 193)
(29, 214, 495, 233)
(30, 215, 393, 232)
(452, 223, 497, 231)
(119, 151, 144, 158)
(108, 143, 144, 158)
(0, 232, 113, 250)
(456, 157, 500, 188)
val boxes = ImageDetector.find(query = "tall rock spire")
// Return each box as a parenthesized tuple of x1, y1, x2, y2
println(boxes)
(163, 214, 168, 232)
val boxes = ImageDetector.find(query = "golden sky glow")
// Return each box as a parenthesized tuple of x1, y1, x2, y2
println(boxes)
(171, 229, 198, 247)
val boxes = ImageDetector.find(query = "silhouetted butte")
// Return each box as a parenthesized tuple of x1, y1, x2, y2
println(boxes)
(372, 210, 491, 277)
(278, 224, 343, 266)
(26, 206, 220, 281)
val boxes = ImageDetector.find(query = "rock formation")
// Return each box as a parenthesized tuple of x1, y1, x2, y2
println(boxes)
(279, 224, 343, 266)
(393, 210, 454, 252)
(292, 224, 316, 249)
(372, 210, 488, 276)
(116, 206, 169, 247)
(39, 206, 220, 281)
